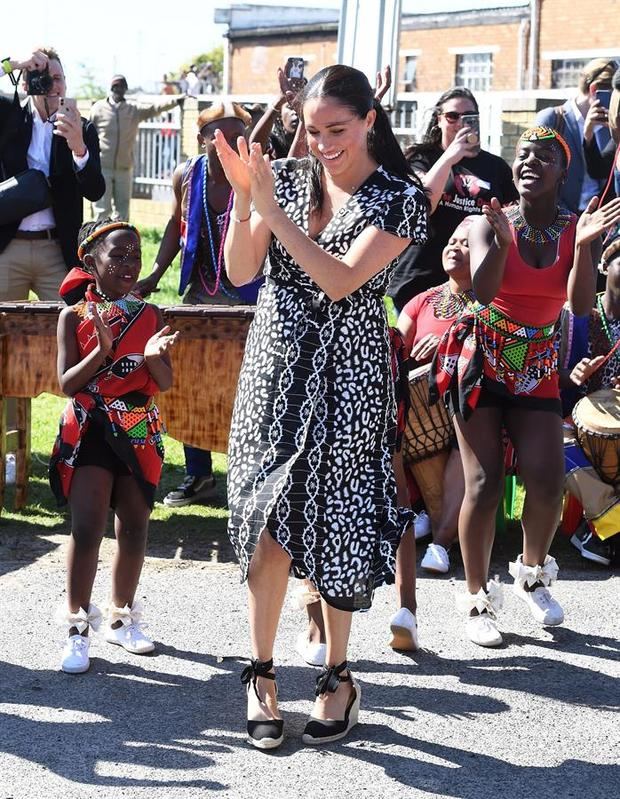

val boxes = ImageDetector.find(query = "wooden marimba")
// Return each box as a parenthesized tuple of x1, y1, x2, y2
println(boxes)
(0, 302, 254, 510)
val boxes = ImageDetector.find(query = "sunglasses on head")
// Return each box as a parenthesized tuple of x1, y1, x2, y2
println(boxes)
(441, 111, 479, 123)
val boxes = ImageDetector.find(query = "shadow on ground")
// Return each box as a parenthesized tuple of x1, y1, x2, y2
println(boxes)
(0, 644, 617, 796)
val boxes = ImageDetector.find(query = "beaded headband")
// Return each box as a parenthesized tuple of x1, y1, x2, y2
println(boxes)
(518, 126, 572, 168)
(77, 222, 140, 260)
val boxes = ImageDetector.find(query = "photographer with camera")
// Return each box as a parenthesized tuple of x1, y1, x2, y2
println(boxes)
(0, 48, 105, 301)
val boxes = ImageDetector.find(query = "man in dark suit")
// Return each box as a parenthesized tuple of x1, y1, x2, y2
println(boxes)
(0, 48, 105, 300)
(535, 58, 617, 215)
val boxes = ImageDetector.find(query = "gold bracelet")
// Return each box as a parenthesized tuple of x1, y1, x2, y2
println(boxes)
(232, 212, 252, 223)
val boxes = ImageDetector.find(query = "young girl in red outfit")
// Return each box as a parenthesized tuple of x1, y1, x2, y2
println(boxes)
(50, 219, 178, 674)
(431, 127, 620, 647)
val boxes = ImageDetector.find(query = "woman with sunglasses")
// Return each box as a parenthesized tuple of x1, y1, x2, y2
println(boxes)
(388, 87, 518, 314)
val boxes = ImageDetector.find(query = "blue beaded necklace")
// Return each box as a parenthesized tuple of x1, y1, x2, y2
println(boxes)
(200, 156, 235, 298)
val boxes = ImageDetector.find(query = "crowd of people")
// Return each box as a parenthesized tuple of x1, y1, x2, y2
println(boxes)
(2, 47, 620, 750)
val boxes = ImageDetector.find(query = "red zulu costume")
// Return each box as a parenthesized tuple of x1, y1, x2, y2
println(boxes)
(49, 287, 164, 508)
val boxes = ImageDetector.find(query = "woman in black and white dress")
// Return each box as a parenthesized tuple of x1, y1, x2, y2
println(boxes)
(215, 65, 427, 749)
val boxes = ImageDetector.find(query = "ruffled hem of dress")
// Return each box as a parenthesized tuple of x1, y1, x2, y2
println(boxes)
(231, 508, 408, 613)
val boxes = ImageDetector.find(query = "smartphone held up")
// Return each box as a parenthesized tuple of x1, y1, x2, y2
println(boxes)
(461, 113, 480, 145)
(285, 57, 305, 92)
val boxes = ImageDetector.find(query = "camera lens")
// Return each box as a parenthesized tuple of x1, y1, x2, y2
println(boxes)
(27, 69, 54, 95)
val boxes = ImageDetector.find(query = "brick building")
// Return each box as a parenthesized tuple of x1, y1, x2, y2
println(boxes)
(215, 1, 620, 95)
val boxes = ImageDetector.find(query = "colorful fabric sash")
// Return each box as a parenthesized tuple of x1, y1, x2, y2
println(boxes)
(49, 289, 165, 508)
(430, 302, 559, 418)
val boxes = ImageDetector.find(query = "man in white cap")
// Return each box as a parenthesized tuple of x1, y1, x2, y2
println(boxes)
(89, 75, 184, 220)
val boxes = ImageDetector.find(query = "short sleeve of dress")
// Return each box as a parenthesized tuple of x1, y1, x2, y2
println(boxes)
(373, 181, 428, 245)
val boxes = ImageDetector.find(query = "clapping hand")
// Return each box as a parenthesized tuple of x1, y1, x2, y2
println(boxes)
(482, 197, 512, 249)
(213, 130, 252, 199)
(87, 302, 114, 355)
(247, 142, 278, 219)
(576, 196, 620, 246)
(144, 326, 179, 359)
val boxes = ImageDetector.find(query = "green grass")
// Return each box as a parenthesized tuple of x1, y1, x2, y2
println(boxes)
(2, 393, 230, 551)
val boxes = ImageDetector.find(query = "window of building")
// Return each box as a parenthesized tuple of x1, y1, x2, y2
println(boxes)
(402, 55, 417, 91)
(455, 52, 493, 92)
(551, 58, 591, 89)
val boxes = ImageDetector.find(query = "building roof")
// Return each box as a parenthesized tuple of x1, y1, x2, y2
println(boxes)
(215, 2, 530, 39)
(214, 4, 340, 35)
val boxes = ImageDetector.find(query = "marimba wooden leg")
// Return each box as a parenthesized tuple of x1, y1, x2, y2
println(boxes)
(14, 398, 31, 510)
(0, 394, 6, 513)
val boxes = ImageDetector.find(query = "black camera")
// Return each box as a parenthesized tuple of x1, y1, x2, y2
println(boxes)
(27, 68, 53, 95)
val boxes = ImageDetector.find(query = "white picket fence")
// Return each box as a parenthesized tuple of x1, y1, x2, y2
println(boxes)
(133, 104, 182, 193)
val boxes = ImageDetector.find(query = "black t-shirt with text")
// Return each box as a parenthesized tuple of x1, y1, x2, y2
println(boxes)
(388, 145, 518, 309)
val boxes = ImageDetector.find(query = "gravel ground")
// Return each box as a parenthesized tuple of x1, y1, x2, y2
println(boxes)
(0, 525, 618, 799)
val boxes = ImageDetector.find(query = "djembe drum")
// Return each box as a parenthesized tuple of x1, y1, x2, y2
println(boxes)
(573, 388, 620, 488)
(402, 363, 454, 526)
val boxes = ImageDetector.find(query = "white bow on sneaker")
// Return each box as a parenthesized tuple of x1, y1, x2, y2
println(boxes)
(509, 555, 564, 626)
(456, 578, 504, 647)
(57, 603, 101, 674)
(105, 602, 155, 654)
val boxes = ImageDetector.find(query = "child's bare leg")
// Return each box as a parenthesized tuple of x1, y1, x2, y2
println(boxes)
(110, 475, 151, 612)
(393, 449, 416, 612)
(67, 466, 114, 635)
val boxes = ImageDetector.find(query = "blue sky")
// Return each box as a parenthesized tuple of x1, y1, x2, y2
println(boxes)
(5, 0, 528, 94)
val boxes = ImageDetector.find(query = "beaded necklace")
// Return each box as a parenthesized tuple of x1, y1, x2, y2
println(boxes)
(597, 294, 620, 348)
(505, 204, 572, 245)
(200, 156, 235, 298)
(428, 282, 474, 319)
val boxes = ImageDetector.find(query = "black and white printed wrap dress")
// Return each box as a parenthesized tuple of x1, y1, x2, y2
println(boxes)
(227, 158, 428, 611)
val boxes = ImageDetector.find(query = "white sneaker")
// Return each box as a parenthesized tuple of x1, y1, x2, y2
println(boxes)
(414, 511, 431, 540)
(295, 632, 326, 667)
(421, 543, 450, 573)
(388, 607, 419, 651)
(61, 635, 90, 673)
(105, 623, 155, 654)
(105, 602, 155, 654)
(456, 579, 504, 648)
(512, 582, 564, 626)
(509, 554, 564, 626)
(465, 613, 503, 647)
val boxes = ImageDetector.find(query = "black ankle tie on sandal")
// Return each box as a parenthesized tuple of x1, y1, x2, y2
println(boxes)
(315, 660, 350, 696)
(241, 657, 284, 750)
(303, 660, 360, 744)
(241, 657, 276, 699)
